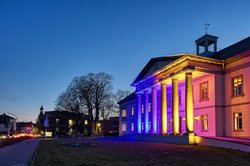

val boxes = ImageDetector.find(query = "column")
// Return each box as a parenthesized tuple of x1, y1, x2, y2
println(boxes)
(137, 94, 142, 134)
(152, 87, 157, 134)
(161, 83, 167, 134)
(172, 78, 179, 135)
(185, 72, 194, 134)
(144, 91, 149, 133)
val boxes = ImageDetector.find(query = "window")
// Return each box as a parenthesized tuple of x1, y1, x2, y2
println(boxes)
(131, 107, 134, 116)
(69, 119, 73, 127)
(148, 121, 151, 131)
(167, 93, 171, 108)
(201, 115, 208, 130)
(200, 81, 209, 101)
(178, 89, 182, 105)
(148, 103, 151, 112)
(234, 113, 242, 130)
(142, 122, 144, 131)
(84, 120, 88, 125)
(232, 76, 243, 96)
(122, 124, 126, 132)
(131, 123, 134, 131)
(56, 118, 59, 124)
(122, 109, 127, 117)
(142, 105, 144, 114)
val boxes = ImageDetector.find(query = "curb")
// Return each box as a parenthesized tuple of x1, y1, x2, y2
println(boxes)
(30, 139, 41, 166)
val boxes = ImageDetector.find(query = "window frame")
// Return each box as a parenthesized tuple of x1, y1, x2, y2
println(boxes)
(199, 81, 209, 102)
(232, 75, 244, 97)
(201, 115, 208, 131)
(233, 112, 243, 131)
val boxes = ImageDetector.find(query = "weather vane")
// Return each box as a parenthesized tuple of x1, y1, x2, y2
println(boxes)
(204, 22, 210, 34)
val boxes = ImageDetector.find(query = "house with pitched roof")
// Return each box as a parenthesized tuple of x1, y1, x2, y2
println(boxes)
(118, 34, 250, 140)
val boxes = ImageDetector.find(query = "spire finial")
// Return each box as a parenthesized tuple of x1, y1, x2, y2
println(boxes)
(204, 22, 210, 34)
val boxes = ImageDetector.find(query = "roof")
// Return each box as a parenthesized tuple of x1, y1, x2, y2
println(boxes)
(0, 113, 15, 124)
(132, 55, 183, 86)
(211, 36, 250, 60)
(117, 92, 136, 105)
(44, 110, 88, 117)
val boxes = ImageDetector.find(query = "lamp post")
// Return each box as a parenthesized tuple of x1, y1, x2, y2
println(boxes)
(97, 123, 101, 138)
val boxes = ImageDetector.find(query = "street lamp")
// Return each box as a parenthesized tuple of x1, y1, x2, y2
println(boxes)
(97, 123, 101, 137)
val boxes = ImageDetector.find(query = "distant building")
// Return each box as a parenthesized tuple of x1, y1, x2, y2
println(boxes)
(99, 117, 119, 136)
(119, 34, 250, 138)
(16, 122, 36, 134)
(0, 113, 16, 137)
(44, 110, 92, 137)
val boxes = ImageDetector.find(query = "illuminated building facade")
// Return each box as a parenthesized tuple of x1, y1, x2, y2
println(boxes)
(119, 34, 250, 138)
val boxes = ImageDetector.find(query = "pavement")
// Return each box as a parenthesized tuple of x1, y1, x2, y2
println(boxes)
(0, 138, 40, 166)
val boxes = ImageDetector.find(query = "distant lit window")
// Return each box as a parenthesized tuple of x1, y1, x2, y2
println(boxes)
(167, 93, 171, 108)
(232, 76, 243, 96)
(148, 103, 151, 112)
(234, 113, 242, 130)
(131, 123, 134, 131)
(148, 121, 151, 131)
(142, 105, 144, 114)
(69, 119, 73, 127)
(56, 118, 59, 124)
(201, 115, 208, 130)
(131, 107, 134, 116)
(142, 122, 144, 131)
(84, 120, 88, 125)
(122, 109, 127, 117)
(122, 124, 126, 132)
(200, 81, 209, 101)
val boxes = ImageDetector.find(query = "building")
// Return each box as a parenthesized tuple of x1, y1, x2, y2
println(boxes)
(0, 113, 16, 137)
(16, 122, 36, 134)
(43, 110, 92, 137)
(119, 34, 250, 139)
(98, 117, 119, 136)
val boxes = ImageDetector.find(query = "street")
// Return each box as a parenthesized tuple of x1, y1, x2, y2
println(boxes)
(0, 138, 40, 166)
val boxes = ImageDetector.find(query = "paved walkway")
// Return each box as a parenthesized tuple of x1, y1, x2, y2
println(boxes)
(0, 138, 40, 166)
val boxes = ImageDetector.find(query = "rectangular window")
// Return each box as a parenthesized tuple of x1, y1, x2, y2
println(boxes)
(178, 89, 182, 105)
(201, 115, 208, 130)
(148, 121, 151, 131)
(200, 81, 209, 101)
(167, 93, 171, 108)
(131, 123, 134, 131)
(122, 109, 127, 117)
(232, 76, 243, 96)
(142, 122, 144, 131)
(142, 105, 144, 114)
(56, 118, 59, 124)
(148, 103, 151, 112)
(122, 124, 126, 132)
(131, 107, 134, 116)
(84, 120, 88, 125)
(234, 113, 243, 130)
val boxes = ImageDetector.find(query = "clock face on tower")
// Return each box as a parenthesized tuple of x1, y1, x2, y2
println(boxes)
(153, 64, 159, 71)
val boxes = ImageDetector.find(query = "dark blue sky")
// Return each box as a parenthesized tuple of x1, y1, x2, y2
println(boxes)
(0, 0, 250, 122)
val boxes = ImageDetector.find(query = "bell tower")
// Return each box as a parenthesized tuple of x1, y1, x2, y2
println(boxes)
(195, 34, 218, 57)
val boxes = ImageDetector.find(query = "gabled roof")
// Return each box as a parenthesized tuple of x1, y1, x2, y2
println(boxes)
(211, 36, 250, 60)
(131, 55, 183, 86)
(0, 113, 15, 124)
(117, 92, 136, 105)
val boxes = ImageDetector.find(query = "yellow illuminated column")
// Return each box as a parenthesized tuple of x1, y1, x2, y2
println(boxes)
(172, 78, 179, 135)
(152, 87, 157, 134)
(161, 83, 167, 134)
(144, 90, 149, 133)
(185, 72, 194, 134)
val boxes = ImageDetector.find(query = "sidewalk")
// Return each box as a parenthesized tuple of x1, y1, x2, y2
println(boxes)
(0, 138, 40, 166)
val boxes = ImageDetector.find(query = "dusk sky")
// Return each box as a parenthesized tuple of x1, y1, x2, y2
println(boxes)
(0, 0, 250, 122)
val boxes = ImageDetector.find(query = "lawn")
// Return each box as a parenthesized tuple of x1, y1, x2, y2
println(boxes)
(33, 138, 250, 166)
